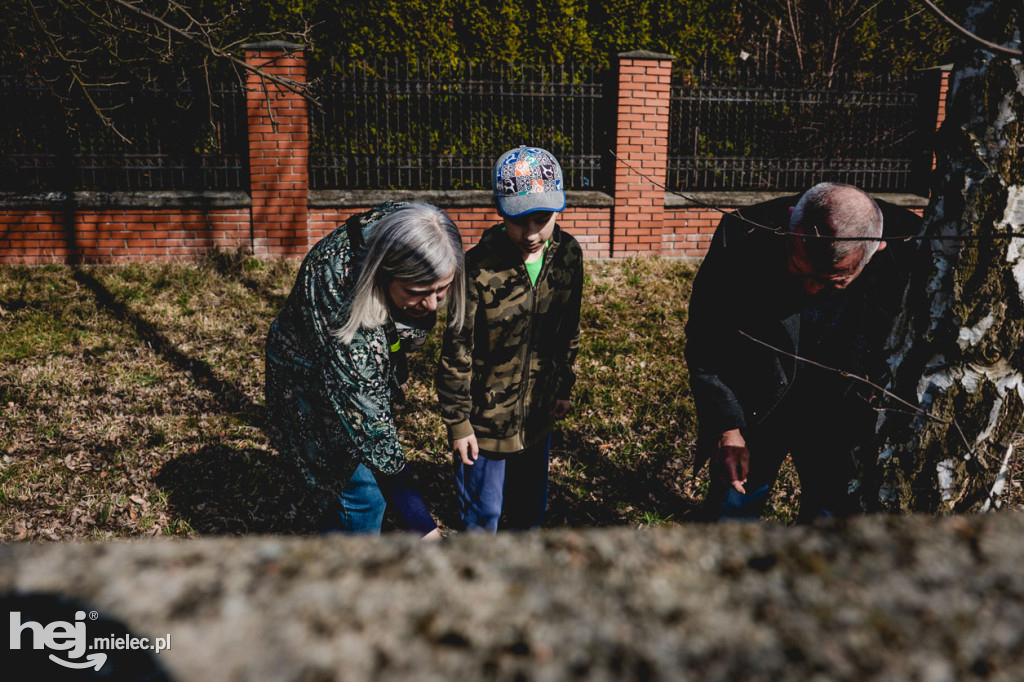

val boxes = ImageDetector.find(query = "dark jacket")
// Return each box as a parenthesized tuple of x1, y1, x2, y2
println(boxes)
(437, 223, 584, 454)
(265, 202, 428, 502)
(684, 195, 923, 467)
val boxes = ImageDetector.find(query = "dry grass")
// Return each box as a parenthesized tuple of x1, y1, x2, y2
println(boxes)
(0, 254, 1020, 540)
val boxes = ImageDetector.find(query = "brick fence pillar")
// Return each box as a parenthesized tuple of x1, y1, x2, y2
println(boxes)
(611, 51, 675, 257)
(913, 64, 953, 194)
(935, 68, 951, 129)
(243, 41, 309, 258)
(933, 65, 952, 171)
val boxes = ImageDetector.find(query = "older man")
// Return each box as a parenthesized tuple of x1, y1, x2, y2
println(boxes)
(684, 183, 923, 521)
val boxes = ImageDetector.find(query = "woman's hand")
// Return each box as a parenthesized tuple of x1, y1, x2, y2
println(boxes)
(554, 399, 571, 420)
(453, 434, 479, 466)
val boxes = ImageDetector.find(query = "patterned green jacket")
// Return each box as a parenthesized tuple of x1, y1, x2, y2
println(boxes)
(265, 202, 428, 503)
(437, 223, 584, 454)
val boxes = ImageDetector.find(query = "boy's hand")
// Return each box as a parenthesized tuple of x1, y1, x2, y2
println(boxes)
(553, 399, 571, 420)
(453, 434, 479, 466)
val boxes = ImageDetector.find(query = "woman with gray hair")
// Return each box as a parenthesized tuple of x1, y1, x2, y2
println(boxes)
(265, 202, 465, 538)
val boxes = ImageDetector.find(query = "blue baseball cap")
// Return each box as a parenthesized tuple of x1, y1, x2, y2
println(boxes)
(493, 145, 566, 217)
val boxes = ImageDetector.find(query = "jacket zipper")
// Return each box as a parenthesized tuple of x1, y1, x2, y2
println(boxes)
(516, 236, 556, 449)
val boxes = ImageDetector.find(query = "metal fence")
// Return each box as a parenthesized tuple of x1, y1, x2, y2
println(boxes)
(0, 75, 248, 192)
(0, 60, 931, 196)
(308, 60, 608, 191)
(668, 67, 926, 193)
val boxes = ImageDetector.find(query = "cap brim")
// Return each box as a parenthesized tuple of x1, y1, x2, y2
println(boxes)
(497, 191, 566, 218)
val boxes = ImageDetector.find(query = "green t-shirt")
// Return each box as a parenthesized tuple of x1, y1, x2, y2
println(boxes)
(524, 248, 546, 286)
(501, 226, 549, 285)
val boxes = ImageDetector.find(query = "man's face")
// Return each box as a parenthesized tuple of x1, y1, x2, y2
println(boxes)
(785, 237, 869, 296)
(502, 210, 557, 260)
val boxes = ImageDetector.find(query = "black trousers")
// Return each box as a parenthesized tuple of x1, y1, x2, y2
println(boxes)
(703, 370, 873, 522)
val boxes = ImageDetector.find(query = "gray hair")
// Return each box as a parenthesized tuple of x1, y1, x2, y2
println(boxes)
(337, 203, 465, 344)
(790, 182, 884, 271)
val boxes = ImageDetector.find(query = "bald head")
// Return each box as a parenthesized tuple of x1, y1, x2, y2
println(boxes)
(790, 183, 884, 272)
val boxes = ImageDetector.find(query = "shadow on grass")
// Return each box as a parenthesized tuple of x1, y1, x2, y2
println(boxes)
(203, 248, 290, 313)
(382, 430, 705, 533)
(72, 267, 265, 428)
(155, 444, 321, 535)
(155, 436, 703, 536)
(548, 431, 704, 527)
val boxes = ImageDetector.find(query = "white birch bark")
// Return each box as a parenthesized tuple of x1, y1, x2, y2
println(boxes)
(858, 2, 1024, 512)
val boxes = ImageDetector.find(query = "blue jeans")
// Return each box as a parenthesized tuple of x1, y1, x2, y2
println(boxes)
(455, 434, 550, 533)
(324, 463, 438, 535)
(326, 463, 386, 534)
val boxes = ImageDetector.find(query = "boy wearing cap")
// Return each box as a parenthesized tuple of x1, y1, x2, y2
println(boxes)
(437, 145, 584, 532)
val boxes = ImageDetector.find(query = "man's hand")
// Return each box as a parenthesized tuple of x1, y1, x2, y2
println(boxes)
(553, 399, 571, 420)
(715, 429, 749, 494)
(453, 434, 479, 466)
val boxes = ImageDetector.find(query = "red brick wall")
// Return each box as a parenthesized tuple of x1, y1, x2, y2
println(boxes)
(0, 209, 250, 264)
(310, 206, 613, 259)
(936, 69, 950, 132)
(930, 68, 952, 173)
(662, 208, 720, 258)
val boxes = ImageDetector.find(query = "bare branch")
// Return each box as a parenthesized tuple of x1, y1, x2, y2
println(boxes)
(735, 329, 977, 456)
(914, 0, 1022, 57)
(106, 0, 316, 103)
(26, 0, 132, 141)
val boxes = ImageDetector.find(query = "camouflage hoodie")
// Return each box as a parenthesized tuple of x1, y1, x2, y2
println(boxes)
(437, 222, 583, 454)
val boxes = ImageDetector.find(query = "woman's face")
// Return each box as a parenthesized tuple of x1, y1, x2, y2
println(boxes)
(387, 271, 455, 318)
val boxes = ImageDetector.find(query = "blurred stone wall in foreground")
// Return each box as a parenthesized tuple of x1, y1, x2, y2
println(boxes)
(2, 513, 1023, 681)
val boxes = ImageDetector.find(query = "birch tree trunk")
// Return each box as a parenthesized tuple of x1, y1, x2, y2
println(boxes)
(857, 2, 1024, 513)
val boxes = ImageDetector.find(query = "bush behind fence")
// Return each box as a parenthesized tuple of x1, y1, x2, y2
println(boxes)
(1, 59, 930, 195)
(0, 74, 247, 193)
(309, 59, 608, 192)
(668, 66, 928, 193)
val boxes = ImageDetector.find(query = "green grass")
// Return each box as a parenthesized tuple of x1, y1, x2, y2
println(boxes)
(0, 253, 1021, 540)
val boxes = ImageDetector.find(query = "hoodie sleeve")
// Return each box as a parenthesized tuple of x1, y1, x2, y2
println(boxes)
(555, 239, 584, 400)
(436, 263, 479, 441)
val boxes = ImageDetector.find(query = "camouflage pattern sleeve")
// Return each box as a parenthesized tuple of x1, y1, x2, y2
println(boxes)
(556, 247, 584, 400)
(436, 267, 478, 441)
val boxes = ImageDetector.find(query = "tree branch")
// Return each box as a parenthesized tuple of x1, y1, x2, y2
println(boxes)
(609, 149, 1024, 243)
(105, 0, 315, 102)
(914, 0, 1022, 57)
(735, 329, 977, 456)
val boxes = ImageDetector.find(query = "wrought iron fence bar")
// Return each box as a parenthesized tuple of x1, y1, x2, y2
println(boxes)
(667, 66, 922, 193)
(0, 75, 247, 192)
(309, 58, 607, 191)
